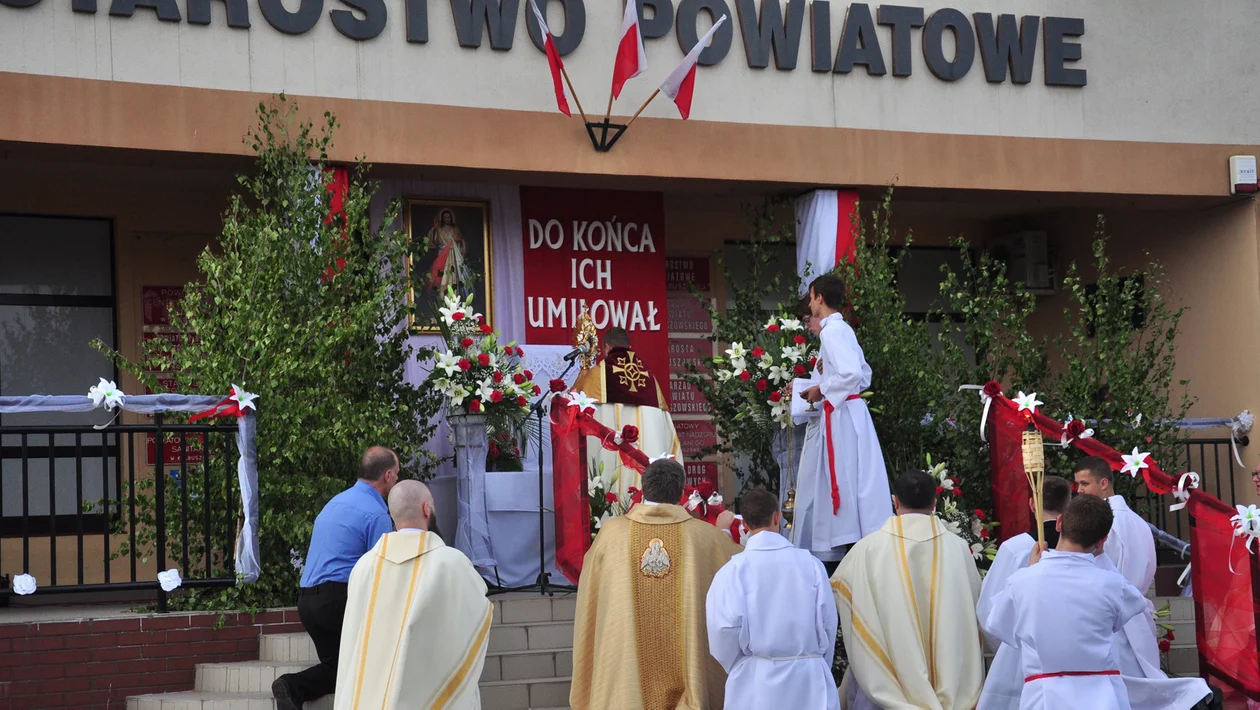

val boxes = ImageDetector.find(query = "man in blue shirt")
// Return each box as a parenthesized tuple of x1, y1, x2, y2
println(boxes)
(273, 446, 399, 710)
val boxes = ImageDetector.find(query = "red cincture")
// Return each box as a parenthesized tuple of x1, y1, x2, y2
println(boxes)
(1024, 670, 1119, 683)
(822, 393, 863, 515)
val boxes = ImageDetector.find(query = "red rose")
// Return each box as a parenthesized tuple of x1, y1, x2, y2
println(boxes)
(950, 477, 960, 487)
(533, 385, 542, 395)
(476, 314, 484, 325)
(621, 425, 640, 444)
(767, 324, 780, 333)
(1065, 419, 1086, 440)
(516, 395, 528, 407)
(808, 357, 818, 369)
(605, 492, 618, 503)
(739, 371, 751, 382)
(794, 335, 806, 345)
(1159, 639, 1171, 654)
(524, 370, 534, 380)
(1145, 435, 1152, 444)
(1167, 629, 1175, 642)
(488, 441, 500, 458)
(794, 364, 807, 376)
(980, 528, 990, 540)
(452, 312, 465, 322)
(756, 379, 768, 391)
(477, 353, 490, 366)
(974, 509, 986, 520)
(954, 487, 963, 497)
(936, 486, 944, 496)
(458, 358, 472, 371)
(513, 373, 526, 385)
(490, 390, 503, 403)
(480, 324, 493, 334)
(982, 381, 1002, 398)
(549, 378, 566, 392)
(751, 347, 765, 358)
(460, 337, 474, 348)
(468, 399, 482, 413)
(769, 391, 782, 403)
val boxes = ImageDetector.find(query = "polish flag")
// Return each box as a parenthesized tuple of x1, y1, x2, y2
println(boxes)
(659, 15, 727, 120)
(529, 0, 571, 116)
(610, 0, 647, 99)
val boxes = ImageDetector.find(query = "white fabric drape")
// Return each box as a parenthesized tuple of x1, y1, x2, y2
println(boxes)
(0, 394, 260, 583)
(795, 190, 842, 295)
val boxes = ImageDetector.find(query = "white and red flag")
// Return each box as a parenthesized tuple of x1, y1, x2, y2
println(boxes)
(528, 0, 572, 116)
(659, 15, 727, 119)
(610, 0, 647, 99)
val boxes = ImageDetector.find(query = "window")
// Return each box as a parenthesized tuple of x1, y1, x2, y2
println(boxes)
(0, 215, 118, 535)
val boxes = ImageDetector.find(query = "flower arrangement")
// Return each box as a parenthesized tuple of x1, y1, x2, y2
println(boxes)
(927, 455, 998, 564)
(429, 288, 538, 429)
(588, 458, 631, 537)
(1155, 601, 1176, 669)
(711, 313, 819, 429)
(487, 429, 524, 471)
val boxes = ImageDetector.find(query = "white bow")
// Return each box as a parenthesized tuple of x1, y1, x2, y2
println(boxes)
(707, 492, 723, 507)
(1169, 472, 1200, 512)
(1230, 410, 1254, 469)
(685, 491, 704, 512)
(958, 384, 996, 442)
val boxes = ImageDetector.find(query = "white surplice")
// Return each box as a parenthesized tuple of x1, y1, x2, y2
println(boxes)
(706, 530, 840, 710)
(983, 549, 1146, 710)
(976, 532, 1038, 710)
(795, 313, 892, 557)
(832, 514, 985, 710)
(1103, 495, 1163, 676)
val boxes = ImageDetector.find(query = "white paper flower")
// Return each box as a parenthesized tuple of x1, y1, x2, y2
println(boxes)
(1232, 504, 1260, 551)
(725, 343, 747, 360)
(778, 317, 803, 332)
(435, 352, 462, 377)
(157, 568, 182, 592)
(568, 391, 599, 414)
(87, 378, 126, 410)
(1121, 448, 1151, 478)
(1238, 410, 1255, 434)
(1012, 391, 1042, 414)
(229, 385, 258, 412)
(12, 573, 36, 595)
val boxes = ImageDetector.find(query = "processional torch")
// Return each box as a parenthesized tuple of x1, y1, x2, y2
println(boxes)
(1021, 419, 1047, 546)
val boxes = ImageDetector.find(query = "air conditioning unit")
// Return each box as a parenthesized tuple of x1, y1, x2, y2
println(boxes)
(988, 232, 1056, 296)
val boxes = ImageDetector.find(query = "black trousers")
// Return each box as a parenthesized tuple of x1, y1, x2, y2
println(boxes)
(282, 581, 348, 704)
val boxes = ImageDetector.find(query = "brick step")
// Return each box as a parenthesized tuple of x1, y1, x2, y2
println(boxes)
(126, 691, 334, 710)
(480, 676, 572, 710)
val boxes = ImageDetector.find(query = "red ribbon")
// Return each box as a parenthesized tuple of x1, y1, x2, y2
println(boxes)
(821, 393, 861, 516)
(1025, 670, 1118, 683)
(189, 397, 243, 422)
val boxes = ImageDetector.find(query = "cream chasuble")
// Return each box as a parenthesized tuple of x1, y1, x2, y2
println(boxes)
(831, 513, 984, 710)
(335, 530, 492, 710)
(570, 503, 740, 710)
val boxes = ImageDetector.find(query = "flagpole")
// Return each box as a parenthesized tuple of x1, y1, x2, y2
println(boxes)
(604, 91, 615, 123)
(624, 89, 659, 130)
(560, 65, 589, 124)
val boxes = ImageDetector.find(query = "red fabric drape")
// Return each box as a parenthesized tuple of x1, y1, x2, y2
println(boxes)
(835, 190, 859, 265)
(550, 398, 651, 584)
(322, 166, 350, 281)
(1189, 493, 1260, 699)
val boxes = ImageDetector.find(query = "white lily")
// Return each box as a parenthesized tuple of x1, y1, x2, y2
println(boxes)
(760, 352, 774, 367)
(970, 542, 985, 560)
(716, 370, 734, 383)
(770, 400, 790, 427)
(1121, 447, 1151, 478)
(449, 384, 470, 407)
(1232, 504, 1260, 551)
(434, 377, 453, 395)
(726, 343, 747, 360)
(767, 365, 791, 385)
(943, 518, 963, 537)
(730, 357, 747, 373)
(1013, 391, 1043, 414)
(569, 390, 599, 414)
(88, 378, 126, 410)
(229, 385, 258, 412)
(476, 379, 497, 403)
(779, 345, 804, 364)
(435, 352, 462, 377)
(778, 317, 803, 331)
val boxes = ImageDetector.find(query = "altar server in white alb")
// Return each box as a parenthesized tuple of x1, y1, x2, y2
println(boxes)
(705, 488, 839, 710)
(976, 476, 1073, 710)
(983, 494, 1148, 710)
(335, 481, 492, 710)
(798, 274, 893, 559)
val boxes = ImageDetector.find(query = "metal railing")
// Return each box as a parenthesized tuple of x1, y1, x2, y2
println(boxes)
(0, 413, 240, 610)
(1135, 437, 1240, 563)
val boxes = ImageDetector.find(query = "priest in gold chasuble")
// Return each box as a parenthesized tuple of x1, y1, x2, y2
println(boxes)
(572, 327, 682, 499)
(570, 460, 740, 710)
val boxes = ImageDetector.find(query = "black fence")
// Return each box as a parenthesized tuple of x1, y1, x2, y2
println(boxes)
(0, 414, 241, 610)
(1135, 437, 1241, 561)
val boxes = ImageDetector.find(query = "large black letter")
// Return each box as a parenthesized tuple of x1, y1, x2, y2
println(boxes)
(450, 0, 520, 49)
(735, 0, 805, 70)
(922, 7, 974, 81)
(877, 5, 923, 77)
(526, 0, 585, 56)
(73, 0, 96, 13)
(639, 0, 673, 40)
(676, 0, 732, 66)
(809, 0, 830, 72)
(1043, 16, 1085, 87)
(259, 0, 321, 34)
(406, 0, 427, 41)
(111, 0, 181, 20)
(974, 13, 1037, 84)
(0, 0, 41, 9)
(833, 3, 884, 75)
(331, 0, 386, 39)
(187, 0, 250, 28)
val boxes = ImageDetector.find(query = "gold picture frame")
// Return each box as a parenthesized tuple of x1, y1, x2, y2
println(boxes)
(406, 198, 494, 333)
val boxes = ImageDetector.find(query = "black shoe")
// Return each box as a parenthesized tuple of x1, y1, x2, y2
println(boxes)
(272, 675, 302, 710)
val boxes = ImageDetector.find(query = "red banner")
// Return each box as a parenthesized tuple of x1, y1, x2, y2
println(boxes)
(520, 187, 668, 381)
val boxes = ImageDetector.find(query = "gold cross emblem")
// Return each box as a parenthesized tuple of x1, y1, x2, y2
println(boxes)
(612, 352, 650, 393)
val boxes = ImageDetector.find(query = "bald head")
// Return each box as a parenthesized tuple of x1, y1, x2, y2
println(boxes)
(388, 480, 435, 531)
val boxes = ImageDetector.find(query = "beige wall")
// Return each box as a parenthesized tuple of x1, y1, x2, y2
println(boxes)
(1, 0, 1258, 146)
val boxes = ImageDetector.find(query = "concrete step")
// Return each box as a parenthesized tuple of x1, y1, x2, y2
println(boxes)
(126, 691, 334, 710)
(195, 661, 309, 694)
(261, 621, 576, 664)
(479, 676, 572, 710)
(482, 648, 573, 683)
